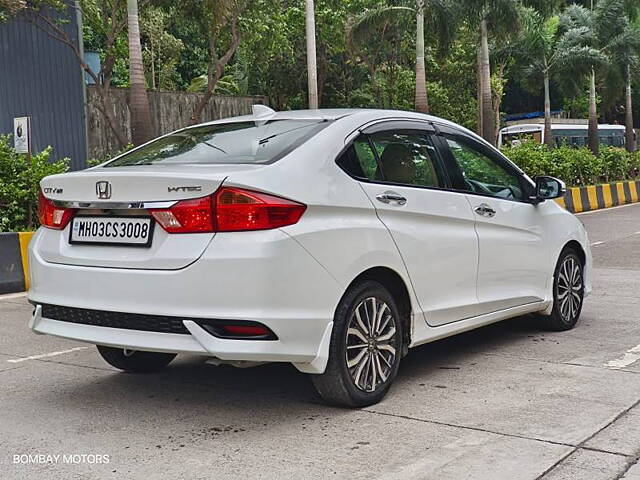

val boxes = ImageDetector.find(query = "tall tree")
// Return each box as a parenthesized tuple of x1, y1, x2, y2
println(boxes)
(186, 0, 245, 124)
(517, 8, 603, 147)
(127, 0, 153, 145)
(140, 6, 184, 91)
(350, 0, 453, 114)
(457, 0, 521, 145)
(305, 0, 319, 108)
(605, 13, 640, 152)
(561, 0, 637, 154)
(560, 4, 600, 154)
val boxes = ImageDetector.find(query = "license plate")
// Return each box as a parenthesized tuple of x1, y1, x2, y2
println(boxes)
(69, 216, 154, 247)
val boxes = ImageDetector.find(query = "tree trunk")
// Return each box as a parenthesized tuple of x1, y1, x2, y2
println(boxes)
(476, 45, 483, 135)
(150, 38, 156, 90)
(127, 0, 153, 146)
(588, 69, 599, 156)
(493, 62, 506, 144)
(543, 70, 554, 148)
(414, 1, 428, 113)
(479, 18, 494, 145)
(305, 0, 319, 109)
(626, 64, 635, 153)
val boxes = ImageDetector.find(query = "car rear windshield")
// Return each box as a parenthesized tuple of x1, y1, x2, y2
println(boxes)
(105, 119, 331, 167)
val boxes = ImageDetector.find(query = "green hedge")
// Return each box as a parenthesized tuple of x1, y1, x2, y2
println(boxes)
(0, 135, 69, 232)
(501, 142, 640, 187)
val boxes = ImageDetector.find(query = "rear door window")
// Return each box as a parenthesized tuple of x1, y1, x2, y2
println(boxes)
(368, 131, 446, 188)
(336, 137, 379, 180)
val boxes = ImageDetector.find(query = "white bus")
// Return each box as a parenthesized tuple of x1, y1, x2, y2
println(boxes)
(498, 123, 628, 148)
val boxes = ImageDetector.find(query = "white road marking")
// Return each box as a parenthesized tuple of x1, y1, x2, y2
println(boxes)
(6, 347, 89, 363)
(591, 241, 605, 246)
(607, 344, 640, 370)
(0, 292, 28, 301)
(576, 202, 640, 215)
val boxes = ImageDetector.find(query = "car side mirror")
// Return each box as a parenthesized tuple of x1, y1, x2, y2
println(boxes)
(530, 176, 566, 203)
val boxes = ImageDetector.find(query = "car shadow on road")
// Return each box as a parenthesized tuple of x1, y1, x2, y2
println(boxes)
(43, 314, 548, 415)
(400, 314, 545, 373)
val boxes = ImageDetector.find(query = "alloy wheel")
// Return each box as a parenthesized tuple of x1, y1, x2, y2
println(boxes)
(557, 256, 583, 322)
(345, 296, 398, 393)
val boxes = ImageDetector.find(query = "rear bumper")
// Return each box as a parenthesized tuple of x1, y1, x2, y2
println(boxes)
(30, 305, 333, 366)
(27, 228, 342, 372)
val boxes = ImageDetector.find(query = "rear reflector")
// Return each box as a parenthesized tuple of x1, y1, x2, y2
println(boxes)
(149, 188, 306, 234)
(220, 325, 271, 337)
(197, 321, 277, 340)
(38, 192, 75, 230)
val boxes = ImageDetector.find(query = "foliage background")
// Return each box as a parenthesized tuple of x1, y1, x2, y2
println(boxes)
(502, 142, 640, 185)
(0, 136, 68, 232)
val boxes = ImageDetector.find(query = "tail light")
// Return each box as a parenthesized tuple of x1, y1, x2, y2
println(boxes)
(150, 196, 214, 233)
(150, 187, 306, 234)
(38, 192, 75, 230)
(214, 187, 306, 232)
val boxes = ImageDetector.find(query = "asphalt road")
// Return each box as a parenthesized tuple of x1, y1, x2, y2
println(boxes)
(2, 203, 640, 480)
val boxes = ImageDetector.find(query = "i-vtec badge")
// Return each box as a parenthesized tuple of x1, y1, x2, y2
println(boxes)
(168, 186, 202, 193)
(43, 187, 63, 195)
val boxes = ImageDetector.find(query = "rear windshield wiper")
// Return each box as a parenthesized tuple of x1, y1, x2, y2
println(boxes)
(202, 140, 227, 154)
(171, 132, 228, 155)
(258, 120, 327, 145)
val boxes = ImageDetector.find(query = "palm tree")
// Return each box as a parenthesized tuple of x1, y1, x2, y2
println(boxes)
(560, 0, 637, 154)
(127, 0, 153, 146)
(456, 0, 521, 145)
(350, 0, 453, 114)
(560, 4, 602, 154)
(606, 16, 640, 152)
(517, 9, 603, 147)
(305, 0, 319, 109)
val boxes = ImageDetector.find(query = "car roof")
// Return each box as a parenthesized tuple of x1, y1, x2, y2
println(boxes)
(177, 107, 494, 154)
(195, 108, 361, 125)
(195, 107, 464, 129)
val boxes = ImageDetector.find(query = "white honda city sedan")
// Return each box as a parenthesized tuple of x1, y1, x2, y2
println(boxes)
(29, 106, 592, 407)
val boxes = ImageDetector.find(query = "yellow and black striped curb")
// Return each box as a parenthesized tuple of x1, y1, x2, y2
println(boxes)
(0, 232, 34, 294)
(556, 180, 640, 213)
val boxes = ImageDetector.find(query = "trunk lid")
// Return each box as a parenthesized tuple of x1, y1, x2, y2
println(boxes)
(40, 164, 263, 203)
(38, 164, 264, 270)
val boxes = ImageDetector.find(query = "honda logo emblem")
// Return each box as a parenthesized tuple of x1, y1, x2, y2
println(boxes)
(95, 181, 112, 199)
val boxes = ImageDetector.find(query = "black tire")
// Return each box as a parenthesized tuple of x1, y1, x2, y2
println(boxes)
(541, 248, 585, 331)
(311, 280, 403, 408)
(96, 345, 176, 373)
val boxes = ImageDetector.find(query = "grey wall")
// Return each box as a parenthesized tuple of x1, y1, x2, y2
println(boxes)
(86, 87, 268, 159)
(0, 13, 87, 170)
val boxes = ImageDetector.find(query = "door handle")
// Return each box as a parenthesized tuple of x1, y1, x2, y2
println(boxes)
(474, 203, 496, 217)
(376, 192, 407, 205)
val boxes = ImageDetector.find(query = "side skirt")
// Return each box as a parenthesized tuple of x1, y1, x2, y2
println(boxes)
(409, 300, 550, 349)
